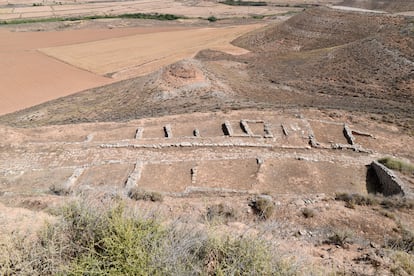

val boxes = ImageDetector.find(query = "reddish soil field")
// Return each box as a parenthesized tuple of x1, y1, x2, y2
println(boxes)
(0, 25, 203, 115)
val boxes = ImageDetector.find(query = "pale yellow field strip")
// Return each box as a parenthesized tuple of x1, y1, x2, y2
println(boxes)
(0, 0, 297, 21)
(39, 24, 262, 79)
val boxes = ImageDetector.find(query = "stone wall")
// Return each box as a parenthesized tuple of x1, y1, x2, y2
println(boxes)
(371, 161, 405, 196)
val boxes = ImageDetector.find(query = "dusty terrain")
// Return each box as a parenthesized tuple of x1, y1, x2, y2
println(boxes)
(1, 1, 414, 275)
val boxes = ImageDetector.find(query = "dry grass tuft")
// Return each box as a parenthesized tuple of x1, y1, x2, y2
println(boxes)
(128, 188, 163, 202)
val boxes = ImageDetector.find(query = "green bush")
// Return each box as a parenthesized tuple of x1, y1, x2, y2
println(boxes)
(207, 16, 217, 22)
(249, 196, 274, 220)
(68, 205, 165, 275)
(128, 188, 163, 202)
(390, 251, 414, 275)
(326, 230, 353, 247)
(302, 208, 316, 218)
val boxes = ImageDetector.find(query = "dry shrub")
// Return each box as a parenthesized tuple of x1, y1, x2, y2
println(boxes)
(249, 195, 274, 220)
(206, 203, 237, 222)
(390, 251, 414, 275)
(128, 188, 163, 202)
(335, 193, 378, 208)
(49, 183, 71, 196)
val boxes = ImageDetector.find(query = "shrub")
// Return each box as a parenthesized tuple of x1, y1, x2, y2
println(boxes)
(249, 196, 274, 220)
(206, 203, 236, 222)
(390, 251, 414, 275)
(326, 230, 353, 247)
(68, 205, 165, 275)
(387, 228, 414, 254)
(207, 16, 217, 22)
(49, 183, 71, 195)
(198, 236, 276, 275)
(335, 193, 378, 208)
(128, 188, 163, 202)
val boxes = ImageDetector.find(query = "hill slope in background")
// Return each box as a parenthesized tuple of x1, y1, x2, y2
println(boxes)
(1, 7, 413, 130)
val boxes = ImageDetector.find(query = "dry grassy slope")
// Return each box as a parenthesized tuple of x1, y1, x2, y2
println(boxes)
(340, 0, 414, 12)
(229, 7, 414, 128)
(232, 7, 404, 52)
(250, 34, 414, 102)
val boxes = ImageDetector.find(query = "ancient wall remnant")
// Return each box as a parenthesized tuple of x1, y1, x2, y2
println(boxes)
(191, 166, 198, 184)
(281, 124, 289, 136)
(240, 120, 254, 136)
(135, 128, 144, 139)
(222, 121, 234, 136)
(164, 124, 173, 138)
(308, 134, 320, 148)
(193, 129, 200, 137)
(125, 161, 143, 192)
(85, 134, 94, 142)
(264, 123, 273, 138)
(343, 124, 355, 145)
(371, 161, 405, 196)
(54, 167, 85, 194)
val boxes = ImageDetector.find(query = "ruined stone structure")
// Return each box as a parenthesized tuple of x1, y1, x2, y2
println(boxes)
(371, 161, 405, 196)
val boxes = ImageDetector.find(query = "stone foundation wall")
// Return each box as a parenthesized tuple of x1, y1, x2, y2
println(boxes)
(371, 161, 405, 196)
